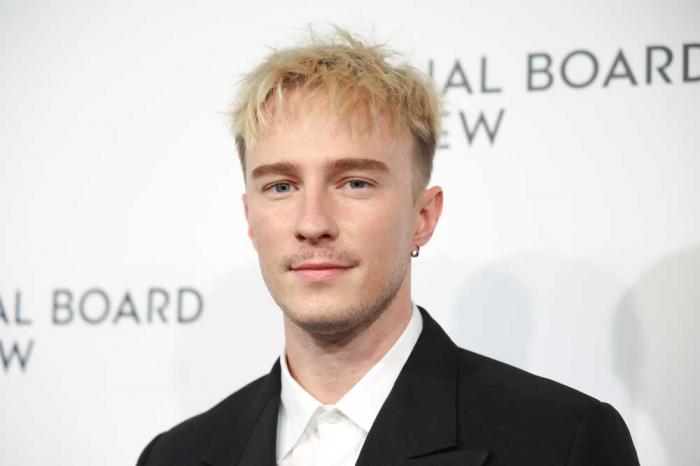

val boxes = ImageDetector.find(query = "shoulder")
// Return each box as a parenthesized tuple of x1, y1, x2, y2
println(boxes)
(136, 373, 268, 466)
(457, 347, 598, 412)
(161, 372, 267, 441)
(454, 348, 638, 464)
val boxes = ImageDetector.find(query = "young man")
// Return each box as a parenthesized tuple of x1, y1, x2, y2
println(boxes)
(137, 30, 639, 466)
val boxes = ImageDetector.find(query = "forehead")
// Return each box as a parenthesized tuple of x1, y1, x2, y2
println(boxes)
(246, 88, 415, 173)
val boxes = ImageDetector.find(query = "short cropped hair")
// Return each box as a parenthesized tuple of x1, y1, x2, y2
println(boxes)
(229, 27, 442, 192)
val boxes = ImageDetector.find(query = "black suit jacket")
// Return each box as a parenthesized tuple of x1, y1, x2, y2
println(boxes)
(137, 307, 639, 465)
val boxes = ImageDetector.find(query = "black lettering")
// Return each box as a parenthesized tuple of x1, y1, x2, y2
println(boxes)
(443, 60, 473, 94)
(459, 109, 505, 145)
(527, 53, 553, 91)
(561, 50, 598, 88)
(0, 293, 7, 324)
(79, 288, 110, 324)
(14, 291, 31, 325)
(480, 56, 502, 93)
(52, 289, 74, 325)
(603, 49, 638, 87)
(177, 288, 203, 323)
(148, 288, 169, 323)
(683, 43, 700, 82)
(0, 291, 30, 325)
(0, 339, 34, 372)
(646, 45, 673, 84)
(438, 110, 450, 150)
(113, 292, 140, 324)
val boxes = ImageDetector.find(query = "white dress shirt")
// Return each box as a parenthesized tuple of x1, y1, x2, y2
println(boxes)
(276, 304, 423, 466)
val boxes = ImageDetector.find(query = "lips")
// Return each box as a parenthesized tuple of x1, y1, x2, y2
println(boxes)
(290, 262, 354, 282)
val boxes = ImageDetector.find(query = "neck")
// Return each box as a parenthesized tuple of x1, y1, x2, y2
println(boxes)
(282, 274, 413, 405)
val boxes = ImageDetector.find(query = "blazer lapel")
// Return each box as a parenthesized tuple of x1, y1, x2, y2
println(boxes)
(356, 307, 490, 466)
(236, 395, 280, 466)
(204, 359, 281, 466)
(203, 307, 490, 466)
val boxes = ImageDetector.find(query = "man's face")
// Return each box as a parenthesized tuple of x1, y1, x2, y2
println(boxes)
(243, 89, 425, 335)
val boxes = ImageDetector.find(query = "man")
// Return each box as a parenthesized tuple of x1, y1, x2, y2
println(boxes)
(137, 29, 639, 466)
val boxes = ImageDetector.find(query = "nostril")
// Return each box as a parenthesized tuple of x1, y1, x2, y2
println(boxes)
(295, 231, 335, 244)
(294, 214, 338, 242)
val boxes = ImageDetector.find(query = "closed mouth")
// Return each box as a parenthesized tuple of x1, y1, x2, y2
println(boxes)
(289, 262, 354, 281)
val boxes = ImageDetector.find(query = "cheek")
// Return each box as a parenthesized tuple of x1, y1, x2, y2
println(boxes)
(344, 202, 413, 260)
(248, 207, 290, 256)
(249, 211, 291, 288)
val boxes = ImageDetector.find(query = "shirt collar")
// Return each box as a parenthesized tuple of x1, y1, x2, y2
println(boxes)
(278, 348, 322, 462)
(336, 303, 423, 432)
(277, 303, 423, 461)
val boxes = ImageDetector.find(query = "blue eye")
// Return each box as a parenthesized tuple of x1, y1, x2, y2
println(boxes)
(348, 179, 368, 189)
(272, 182, 292, 193)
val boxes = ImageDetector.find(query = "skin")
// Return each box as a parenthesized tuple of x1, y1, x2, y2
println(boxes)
(243, 88, 443, 404)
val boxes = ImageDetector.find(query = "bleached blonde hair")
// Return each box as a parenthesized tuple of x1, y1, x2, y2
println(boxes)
(229, 27, 442, 192)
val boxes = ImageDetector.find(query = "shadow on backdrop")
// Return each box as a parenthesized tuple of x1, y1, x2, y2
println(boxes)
(613, 244, 700, 466)
(448, 253, 628, 396)
(448, 266, 534, 369)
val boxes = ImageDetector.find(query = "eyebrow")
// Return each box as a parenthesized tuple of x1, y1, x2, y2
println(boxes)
(250, 161, 299, 179)
(326, 158, 389, 174)
(250, 157, 389, 180)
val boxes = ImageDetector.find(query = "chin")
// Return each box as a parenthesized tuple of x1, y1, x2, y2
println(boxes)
(279, 284, 401, 337)
(283, 300, 370, 335)
(266, 262, 408, 336)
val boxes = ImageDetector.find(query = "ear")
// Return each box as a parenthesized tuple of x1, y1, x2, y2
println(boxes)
(412, 185, 443, 249)
(242, 193, 257, 249)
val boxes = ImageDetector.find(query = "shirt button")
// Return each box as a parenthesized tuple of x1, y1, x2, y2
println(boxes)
(326, 412, 341, 424)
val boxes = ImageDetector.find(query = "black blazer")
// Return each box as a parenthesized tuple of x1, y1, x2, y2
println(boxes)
(137, 307, 639, 465)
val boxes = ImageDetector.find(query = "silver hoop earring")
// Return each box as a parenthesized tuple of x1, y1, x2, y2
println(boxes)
(410, 245, 420, 257)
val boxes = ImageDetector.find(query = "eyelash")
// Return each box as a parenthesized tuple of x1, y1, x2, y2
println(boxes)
(268, 182, 294, 194)
(264, 179, 373, 194)
(345, 179, 370, 189)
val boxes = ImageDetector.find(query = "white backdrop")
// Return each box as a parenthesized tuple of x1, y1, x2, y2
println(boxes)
(1, 1, 699, 465)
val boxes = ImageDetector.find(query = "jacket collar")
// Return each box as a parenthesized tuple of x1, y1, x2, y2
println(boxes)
(355, 307, 489, 466)
(203, 359, 281, 466)
(204, 306, 490, 466)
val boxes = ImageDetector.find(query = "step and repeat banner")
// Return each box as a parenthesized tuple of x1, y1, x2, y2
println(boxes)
(1, 1, 698, 465)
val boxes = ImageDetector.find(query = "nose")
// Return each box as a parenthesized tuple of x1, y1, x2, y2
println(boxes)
(294, 185, 339, 244)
